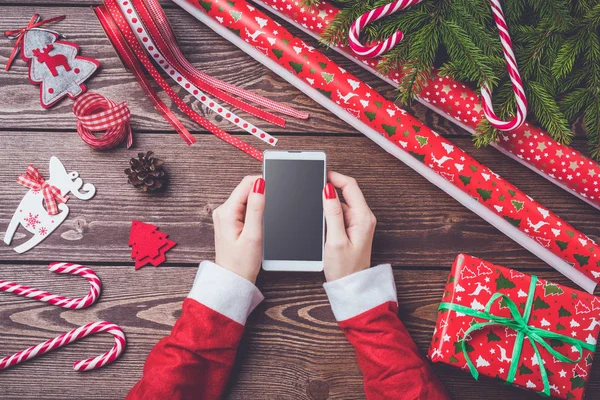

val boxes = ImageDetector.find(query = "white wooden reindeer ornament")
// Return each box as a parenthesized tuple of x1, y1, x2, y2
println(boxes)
(3, 156, 95, 253)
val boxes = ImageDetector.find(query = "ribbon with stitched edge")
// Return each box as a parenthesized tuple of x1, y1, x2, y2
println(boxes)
(17, 165, 69, 215)
(439, 275, 596, 396)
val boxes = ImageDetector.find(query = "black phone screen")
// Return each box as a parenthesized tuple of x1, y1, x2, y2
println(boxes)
(263, 158, 325, 261)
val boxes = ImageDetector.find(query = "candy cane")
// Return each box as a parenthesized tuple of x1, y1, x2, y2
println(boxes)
(348, 0, 527, 131)
(348, 0, 424, 58)
(0, 262, 101, 309)
(0, 321, 126, 372)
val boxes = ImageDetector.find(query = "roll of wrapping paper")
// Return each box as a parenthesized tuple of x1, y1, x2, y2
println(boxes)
(254, 0, 600, 212)
(174, 0, 600, 292)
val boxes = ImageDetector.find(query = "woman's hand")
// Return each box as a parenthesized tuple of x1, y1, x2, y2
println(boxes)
(322, 171, 377, 282)
(212, 175, 265, 283)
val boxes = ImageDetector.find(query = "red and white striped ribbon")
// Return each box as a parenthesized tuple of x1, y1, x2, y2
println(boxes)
(73, 92, 133, 150)
(117, 0, 278, 146)
(17, 165, 68, 215)
(98, 1, 264, 160)
(0, 262, 101, 309)
(348, 0, 527, 131)
(0, 321, 126, 372)
(141, 0, 309, 121)
(95, 5, 196, 145)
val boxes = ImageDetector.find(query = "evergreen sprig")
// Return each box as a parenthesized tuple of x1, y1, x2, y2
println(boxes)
(311, 0, 600, 158)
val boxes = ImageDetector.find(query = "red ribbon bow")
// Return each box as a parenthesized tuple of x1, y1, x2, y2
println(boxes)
(17, 165, 69, 215)
(4, 14, 66, 71)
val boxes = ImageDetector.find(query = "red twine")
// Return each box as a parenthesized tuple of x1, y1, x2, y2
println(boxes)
(72, 92, 133, 150)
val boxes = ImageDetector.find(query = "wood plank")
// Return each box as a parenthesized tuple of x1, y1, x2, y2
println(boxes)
(0, 6, 463, 136)
(0, 132, 598, 272)
(0, 264, 597, 399)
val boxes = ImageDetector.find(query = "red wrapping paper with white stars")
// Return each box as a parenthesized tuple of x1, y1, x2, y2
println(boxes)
(254, 0, 600, 210)
(178, 0, 600, 287)
(429, 254, 600, 399)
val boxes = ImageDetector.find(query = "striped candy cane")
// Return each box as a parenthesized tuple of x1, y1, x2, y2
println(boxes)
(348, 0, 527, 131)
(0, 262, 101, 309)
(348, 0, 424, 58)
(0, 321, 126, 372)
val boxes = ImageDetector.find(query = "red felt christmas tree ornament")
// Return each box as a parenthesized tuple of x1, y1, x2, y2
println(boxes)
(4, 14, 100, 108)
(128, 220, 176, 270)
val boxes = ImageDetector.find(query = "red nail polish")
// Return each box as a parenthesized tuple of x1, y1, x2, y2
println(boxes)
(324, 183, 336, 199)
(253, 178, 265, 194)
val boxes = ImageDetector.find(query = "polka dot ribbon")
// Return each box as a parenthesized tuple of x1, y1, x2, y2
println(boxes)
(349, 0, 527, 131)
(73, 92, 133, 150)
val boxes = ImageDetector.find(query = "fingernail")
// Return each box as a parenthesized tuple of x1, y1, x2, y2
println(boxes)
(324, 183, 336, 199)
(253, 178, 265, 194)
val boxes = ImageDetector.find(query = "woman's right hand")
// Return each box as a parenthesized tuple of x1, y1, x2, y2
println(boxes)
(322, 171, 377, 282)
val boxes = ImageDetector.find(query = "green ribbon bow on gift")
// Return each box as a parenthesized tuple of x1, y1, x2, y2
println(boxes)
(438, 275, 597, 397)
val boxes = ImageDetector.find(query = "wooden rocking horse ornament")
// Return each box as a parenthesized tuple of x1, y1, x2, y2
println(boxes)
(3, 156, 96, 253)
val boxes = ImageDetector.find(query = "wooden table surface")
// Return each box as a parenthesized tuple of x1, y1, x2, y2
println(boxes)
(1, 1, 600, 399)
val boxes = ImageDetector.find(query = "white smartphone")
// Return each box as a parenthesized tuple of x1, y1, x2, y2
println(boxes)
(262, 150, 326, 271)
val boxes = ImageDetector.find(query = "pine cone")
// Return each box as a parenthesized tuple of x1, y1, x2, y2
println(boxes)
(125, 151, 167, 192)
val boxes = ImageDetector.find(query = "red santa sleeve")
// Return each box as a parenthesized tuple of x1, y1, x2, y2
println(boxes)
(323, 264, 450, 400)
(127, 261, 264, 400)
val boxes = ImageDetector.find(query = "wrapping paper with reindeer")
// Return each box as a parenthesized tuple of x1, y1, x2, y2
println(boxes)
(429, 254, 600, 399)
(3, 157, 96, 253)
(174, 0, 600, 293)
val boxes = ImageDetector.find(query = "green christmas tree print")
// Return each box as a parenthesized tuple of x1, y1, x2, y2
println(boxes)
(289, 61, 303, 74)
(459, 175, 471, 185)
(571, 376, 586, 389)
(503, 216, 521, 227)
(365, 111, 377, 122)
(487, 330, 501, 342)
(229, 10, 242, 22)
(533, 296, 551, 310)
(558, 306, 572, 317)
(556, 240, 569, 251)
(511, 200, 524, 212)
(543, 283, 564, 296)
(415, 135, 428, 147)
(496, 273, 516, 290)
(382, 124, 397, 137)
(272, 49, 283, 59)
(200, 0, 212, 12)
(574, 254, 590, 266)
(476, 188, 492, 201)
(454, 340, 474, 354)
(519, 363, 533, 375)
(321, 72, 334, 83)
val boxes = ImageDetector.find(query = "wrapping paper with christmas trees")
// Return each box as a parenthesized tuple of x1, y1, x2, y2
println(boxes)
(254, 0, 600, 210)
(428, 254, 599, 399)
(177, 0, 600, 286)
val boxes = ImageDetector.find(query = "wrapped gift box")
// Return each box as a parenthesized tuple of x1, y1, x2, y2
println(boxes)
(429, 254, 599, 399)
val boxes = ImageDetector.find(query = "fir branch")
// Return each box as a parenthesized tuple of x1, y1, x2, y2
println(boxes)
(527, 80, 572, 143)
(440, 21, 496, 87)
(559, 88, 590, 121)
(473, 119, 499, 148)
(302, 0, 322, 6)
(584, 94, 600, 158)
(322, 0, 600, 158)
